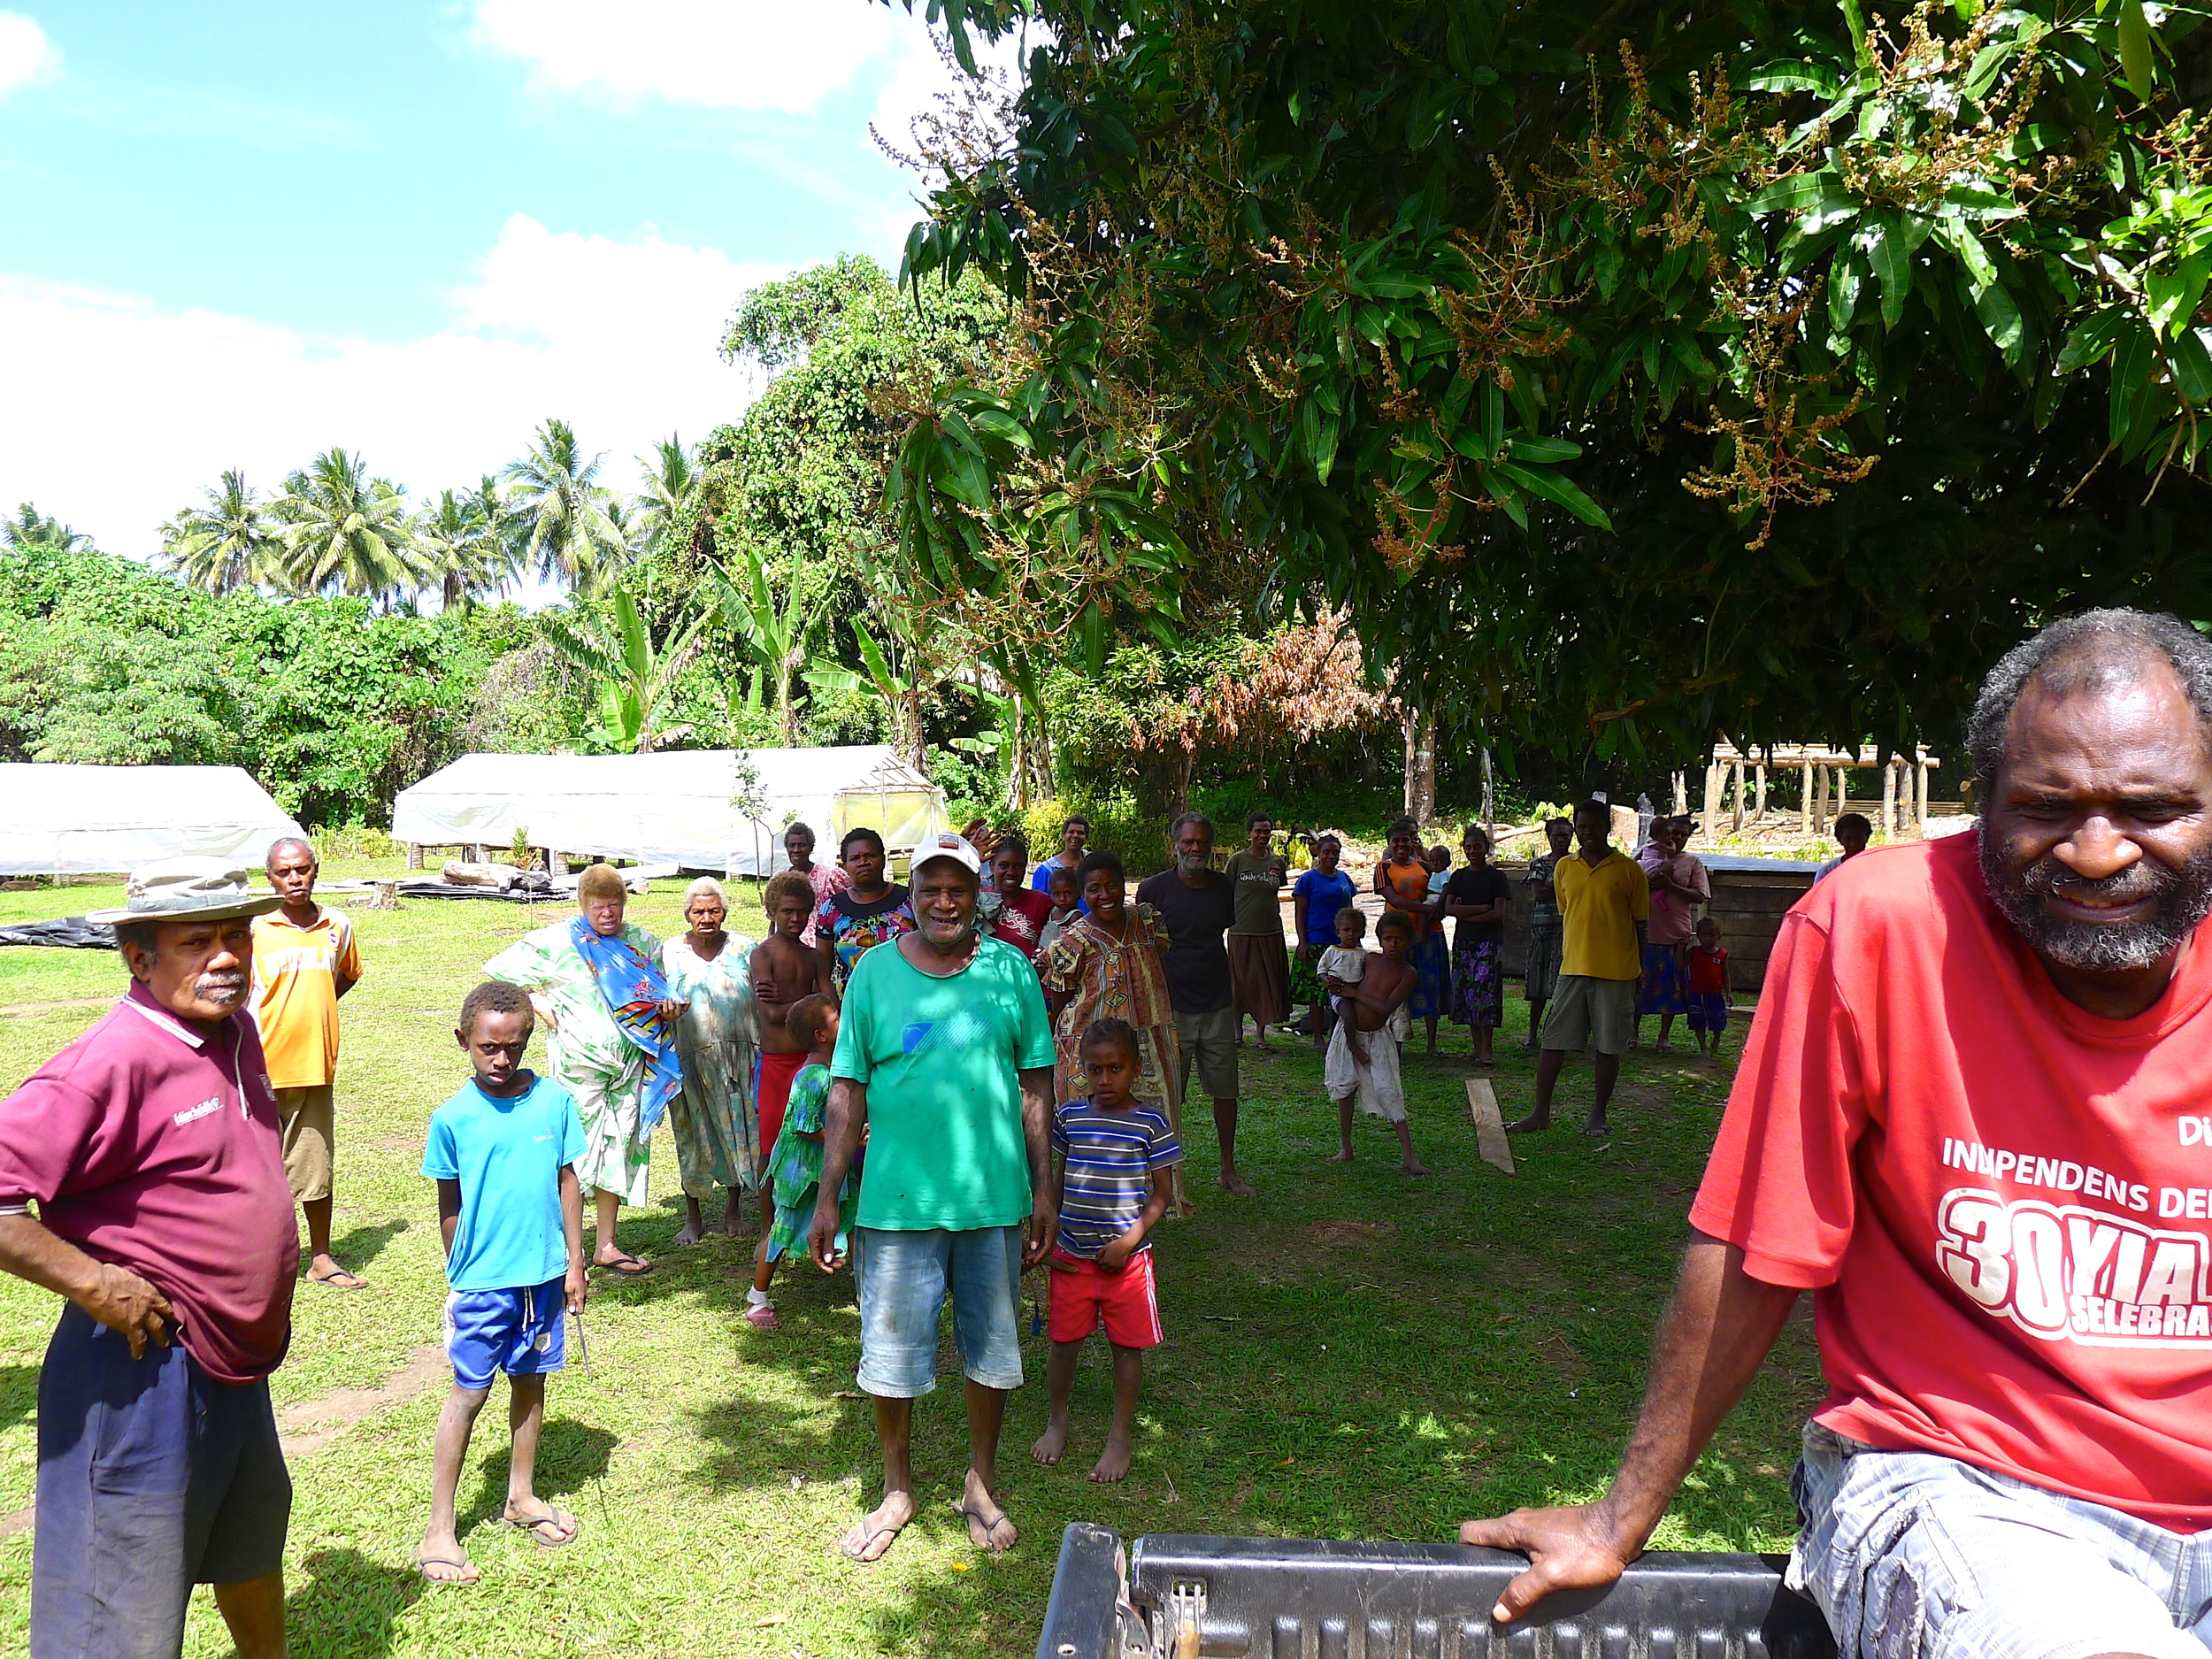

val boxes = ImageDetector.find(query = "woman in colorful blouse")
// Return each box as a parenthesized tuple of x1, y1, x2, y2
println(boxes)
(979, 833, 1055, 964)
(811, 826, 916, 991)
(1374, 817, 1447, 1048)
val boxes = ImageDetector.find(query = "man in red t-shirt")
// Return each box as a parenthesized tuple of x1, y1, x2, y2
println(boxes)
(1463, 610, 2212, 1659)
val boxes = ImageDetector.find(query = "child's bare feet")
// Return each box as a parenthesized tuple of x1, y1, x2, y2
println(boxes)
(1402, 1157, 1431, 1176)
(1092, 1431, 1133, 1483)
(1218, 1167, 1256, 1197)
(671, 1218, 706, 1247)
(1032, 1418, 1071, 1465)
(1327, 1148, 1355, 1162)
(416, 1527, 479, 1585)
(840, 1489, 917, 1562)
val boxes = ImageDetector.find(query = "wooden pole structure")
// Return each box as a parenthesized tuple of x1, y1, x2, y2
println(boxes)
(1480, 746, 1495, 848)
(1882, 758, 1898, 840)
(1672, 771, 1687, 816)
(1801, 762, 1814, 833)
(1755, 761, 1768, 823)
(1703, 759, 1722, 841)
(1816, 764, 1830, 833)
(1731, 758, 1746, 833)
(1917, 757, 1931, 832)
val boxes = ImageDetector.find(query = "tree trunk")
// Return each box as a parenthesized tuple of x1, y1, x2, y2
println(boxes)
(1480, 745, 1495, 845)
(1401, 709, 1437, 826)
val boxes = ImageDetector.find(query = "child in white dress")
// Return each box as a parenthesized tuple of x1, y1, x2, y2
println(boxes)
(1317, 905, 1369, 1060)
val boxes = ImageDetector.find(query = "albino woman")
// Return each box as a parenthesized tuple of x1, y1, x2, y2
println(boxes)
(657, 877, 763, 1245)
(485, 863, 686, 1277)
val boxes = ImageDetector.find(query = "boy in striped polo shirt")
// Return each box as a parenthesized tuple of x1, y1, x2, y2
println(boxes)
(1032, 1018, 1181, 1483)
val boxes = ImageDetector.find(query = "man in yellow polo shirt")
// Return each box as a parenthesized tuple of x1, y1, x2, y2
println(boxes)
(252, 836, 365, 1287)
(1508, 799, 1647, 1136)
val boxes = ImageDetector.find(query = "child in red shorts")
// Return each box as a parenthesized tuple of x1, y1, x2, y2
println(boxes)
(1031, 1018, 1181, 1483)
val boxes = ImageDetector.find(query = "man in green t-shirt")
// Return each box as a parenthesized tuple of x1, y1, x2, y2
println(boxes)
(810, 833, 1056, 1563)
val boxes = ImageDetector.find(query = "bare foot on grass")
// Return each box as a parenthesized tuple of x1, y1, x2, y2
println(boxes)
(1092, 1433, 1133, 1483)
(1326, 1148, 1355, 1163)
(670, 1219, 706, 1247)
(840, 1489, 917, 1563)
(1033, 1418, 1071, 1465)
(1219, 1168, 1257, 1198)
(1402, 1158, 1431, 1176)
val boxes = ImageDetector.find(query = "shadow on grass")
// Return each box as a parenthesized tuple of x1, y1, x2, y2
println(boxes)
(458, 1416, 618, 1535)
(0, 1362, 36, 1434)
(326, 1219, 411, 1276)
(286, 1547, 424, 1659)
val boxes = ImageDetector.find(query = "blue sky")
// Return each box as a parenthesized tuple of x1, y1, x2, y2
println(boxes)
(0, 1, 999, 557)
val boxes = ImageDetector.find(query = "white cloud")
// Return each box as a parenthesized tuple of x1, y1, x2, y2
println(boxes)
(470, 0, 896, 112)
(0, 12, 56, 95)
(0, 215, 786, 561)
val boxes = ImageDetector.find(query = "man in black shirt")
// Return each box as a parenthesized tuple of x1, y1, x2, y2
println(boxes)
(1134, 812, 1253, 1196)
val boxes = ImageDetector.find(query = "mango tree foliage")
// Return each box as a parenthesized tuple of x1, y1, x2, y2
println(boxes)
(885, 0, 2212, 759)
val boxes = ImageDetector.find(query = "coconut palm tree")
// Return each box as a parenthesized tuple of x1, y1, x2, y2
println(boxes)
(271, 449, 430, 605)
(412, 477, 521, 609)
(631, 433, 696, 557)
(162, 470, 280, 595)
(502, 418, 627, 593)
(4, 503, 91, 555)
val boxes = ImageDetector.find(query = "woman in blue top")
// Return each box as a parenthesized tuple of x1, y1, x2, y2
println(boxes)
(1289, 834, 1359, 1048)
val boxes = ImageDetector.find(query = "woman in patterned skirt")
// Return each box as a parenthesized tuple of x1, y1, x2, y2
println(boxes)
(657, 877, 761, 1245)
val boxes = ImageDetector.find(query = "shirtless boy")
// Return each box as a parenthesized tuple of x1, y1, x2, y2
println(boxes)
(749, 872, 832, 1252)
(1324, 910, 1426, 1174)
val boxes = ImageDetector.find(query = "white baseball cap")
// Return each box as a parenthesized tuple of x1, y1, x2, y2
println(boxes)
(910, 832, 983, 879)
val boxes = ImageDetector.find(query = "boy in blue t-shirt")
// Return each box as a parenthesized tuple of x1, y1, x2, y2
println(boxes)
(1031, 1018, 1180, 1485)
(414, 981, 588, 1586)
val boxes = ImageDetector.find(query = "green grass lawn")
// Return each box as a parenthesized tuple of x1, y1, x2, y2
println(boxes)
(0, 864, 1821, 1657)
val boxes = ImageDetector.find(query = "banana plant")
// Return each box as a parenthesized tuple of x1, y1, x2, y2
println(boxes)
(703, 545, 826, 748)
(804, 617, 929, 766)
(541, 584, 710, 754)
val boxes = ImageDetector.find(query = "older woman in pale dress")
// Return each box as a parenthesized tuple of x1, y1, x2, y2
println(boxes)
(657, 877, 763, 1244)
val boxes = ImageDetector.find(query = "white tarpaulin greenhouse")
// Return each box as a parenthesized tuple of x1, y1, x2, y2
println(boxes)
(390, 748, 951, 877)
(0, 764, 305, 877)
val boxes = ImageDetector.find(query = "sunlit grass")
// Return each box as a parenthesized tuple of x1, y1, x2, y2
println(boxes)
(0, 864, 1816, 1656)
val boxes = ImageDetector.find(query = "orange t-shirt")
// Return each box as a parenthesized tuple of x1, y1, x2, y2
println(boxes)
(1379, 858, 1434, 940)
(1693, 833, 2212, 1529)
(250, 907, 361, 1090)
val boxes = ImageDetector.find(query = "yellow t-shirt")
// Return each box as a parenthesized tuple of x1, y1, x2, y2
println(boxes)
(1554, 848, 1649, 981)
(251, 907, 362, 1089)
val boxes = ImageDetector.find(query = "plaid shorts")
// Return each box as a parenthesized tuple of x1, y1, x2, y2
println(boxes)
(1790, 1420, 2212, 1659)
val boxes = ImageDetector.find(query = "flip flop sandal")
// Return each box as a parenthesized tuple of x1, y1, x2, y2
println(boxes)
(956, 1499, 1017, 1553)
(500, 1509, 579, 1548)
(309, 1269, 366, 1289)
(595, 1254, 654, 1278)
(414, 1554, 479, 1585)
(840, 1517, 906, 1562)
(744, 1303, 780, 1330)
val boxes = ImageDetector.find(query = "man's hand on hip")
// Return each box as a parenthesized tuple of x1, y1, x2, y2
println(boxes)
(80, 1263, 174, 1360)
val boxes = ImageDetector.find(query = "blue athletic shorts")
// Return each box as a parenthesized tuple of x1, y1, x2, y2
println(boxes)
(444, 1278, 566, 1390)
(1687, 991, 1730, 1033)
(33, 1304, 291, 1659)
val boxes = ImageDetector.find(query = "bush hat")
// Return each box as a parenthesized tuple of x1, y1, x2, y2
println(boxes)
(88, 859, 285, 926)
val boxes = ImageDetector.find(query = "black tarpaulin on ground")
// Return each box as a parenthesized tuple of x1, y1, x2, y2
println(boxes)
(0, 915, 116, 949)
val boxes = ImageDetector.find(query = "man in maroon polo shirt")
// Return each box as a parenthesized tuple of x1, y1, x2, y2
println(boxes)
(0, 861, 299, 1659)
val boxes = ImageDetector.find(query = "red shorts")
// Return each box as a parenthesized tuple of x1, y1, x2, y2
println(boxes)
(1046, 1247, 1163, 1348)
(755, 1050, 807, 1155)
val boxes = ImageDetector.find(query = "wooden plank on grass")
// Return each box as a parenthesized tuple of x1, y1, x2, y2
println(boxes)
(1466, 1078, 1515, 1176)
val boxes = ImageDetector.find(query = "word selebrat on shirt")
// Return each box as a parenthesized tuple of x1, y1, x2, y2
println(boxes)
(1935, 1138, 2212, 1345)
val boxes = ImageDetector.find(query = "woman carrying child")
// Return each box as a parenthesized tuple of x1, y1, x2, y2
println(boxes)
(1038, 850, 1186, 1210)
(1374, 818, 1448, 1056)
(1289, 833, 1359, 1048)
